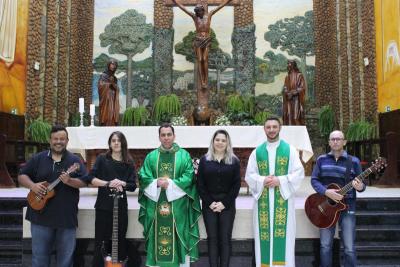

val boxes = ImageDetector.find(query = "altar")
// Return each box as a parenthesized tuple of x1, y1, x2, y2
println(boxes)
(66, 125, 313, 162)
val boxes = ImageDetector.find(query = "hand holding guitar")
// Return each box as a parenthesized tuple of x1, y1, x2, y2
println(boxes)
(30, 182, 48, 197)
(352, 178, 364, 191)
(325, 189, 344, 203)
(59, 170, 73, 184)
(305, 157, 386, 228)
(27, 163, 80, 211)
(109, 179, 126, 192)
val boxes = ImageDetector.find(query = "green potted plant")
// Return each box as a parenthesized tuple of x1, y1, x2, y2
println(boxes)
(318, 105, 335, 138)
(27, 119, 52, 143)
(254, 111, 271, 125)
(121, 107, 149, 126)
(153, 94, 181, 123)
(346, 120, 377, 141)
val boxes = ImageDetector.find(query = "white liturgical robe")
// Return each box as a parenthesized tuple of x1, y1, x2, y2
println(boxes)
(245, 139, 305, 267)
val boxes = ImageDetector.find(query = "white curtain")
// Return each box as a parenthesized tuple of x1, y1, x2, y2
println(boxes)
(0, 0, 18, 65)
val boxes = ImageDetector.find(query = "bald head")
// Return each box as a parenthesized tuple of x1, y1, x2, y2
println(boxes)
(329, 130, 346, 154)
(329, 130, 345, 140)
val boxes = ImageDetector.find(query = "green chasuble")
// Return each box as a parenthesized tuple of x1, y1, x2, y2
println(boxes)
(139, 144, 201, 266)
(256, 141, 290, 266)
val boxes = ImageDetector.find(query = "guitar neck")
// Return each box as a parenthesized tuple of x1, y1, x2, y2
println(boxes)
(46, 163, 79, 192)
(47, 178, 62, 192)
(111, 196, 119, 262)
(338, 167, 373, 195)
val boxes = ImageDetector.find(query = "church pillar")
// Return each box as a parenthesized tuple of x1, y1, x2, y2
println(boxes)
(153, 0, 174, 101)
(232, 0, 256, 95)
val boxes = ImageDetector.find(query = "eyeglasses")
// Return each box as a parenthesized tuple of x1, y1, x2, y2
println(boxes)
(329, 138, 344, 142)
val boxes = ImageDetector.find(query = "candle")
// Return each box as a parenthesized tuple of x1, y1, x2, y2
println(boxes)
(90, 104, 95, 116)
(79, 98, 84, 113)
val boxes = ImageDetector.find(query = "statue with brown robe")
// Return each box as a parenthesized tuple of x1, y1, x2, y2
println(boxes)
(98, 59, 120, 126)
(282, 60, 306, 125)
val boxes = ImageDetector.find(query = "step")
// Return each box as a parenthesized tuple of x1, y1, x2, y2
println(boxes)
(0, 240, 22, 251)
(356, 198, 400, 211)
(0, 224, 22, 239)
(356, 224, 400, 231)
(0, 210, 22, 225)
(0, 198, 27, 210)
(354, 241, 400, 251)
(0, 210, 22, 217)
(356, 210, 400, 225)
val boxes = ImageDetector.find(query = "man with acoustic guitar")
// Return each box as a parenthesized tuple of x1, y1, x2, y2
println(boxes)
(311, 130, 365, 267)
(18, 125, 87, 267)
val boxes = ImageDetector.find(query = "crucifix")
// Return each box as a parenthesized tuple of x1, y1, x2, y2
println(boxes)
(166, 0, 239, 124)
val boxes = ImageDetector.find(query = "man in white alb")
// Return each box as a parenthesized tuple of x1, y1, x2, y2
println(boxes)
(245, 116, 304, 267)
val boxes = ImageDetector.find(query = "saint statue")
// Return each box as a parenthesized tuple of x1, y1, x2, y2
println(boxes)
(98, 59, 120, 126)
(282, 60, 306, 125)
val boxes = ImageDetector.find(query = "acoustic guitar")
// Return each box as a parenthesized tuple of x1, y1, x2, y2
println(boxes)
(103, 190, 128, 267)
(27, 163, 80, 211)
(304, 157, 386, 229)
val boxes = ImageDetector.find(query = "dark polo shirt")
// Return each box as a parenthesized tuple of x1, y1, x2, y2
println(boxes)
(20, 150, 87, 228)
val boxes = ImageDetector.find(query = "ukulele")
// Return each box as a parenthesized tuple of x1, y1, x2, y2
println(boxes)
(27, 163, 80, 211)
(103, 190, 128, 267)
(304, 157, 386, 229)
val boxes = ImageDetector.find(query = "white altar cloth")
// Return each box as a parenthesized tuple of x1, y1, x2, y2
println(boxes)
(66, 126, 313, 162)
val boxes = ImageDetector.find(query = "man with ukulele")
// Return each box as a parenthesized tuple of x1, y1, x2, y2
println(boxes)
(311, 130, 365, 267)
(18, 125, 87, 267)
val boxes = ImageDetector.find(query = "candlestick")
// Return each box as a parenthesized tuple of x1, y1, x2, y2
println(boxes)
(79, 98, 84, 113)
(90, 104, 95, 127)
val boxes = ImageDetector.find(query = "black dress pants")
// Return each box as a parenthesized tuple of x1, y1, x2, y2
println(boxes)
(202, 203, 236, 267)
(92, 208, 128, 267)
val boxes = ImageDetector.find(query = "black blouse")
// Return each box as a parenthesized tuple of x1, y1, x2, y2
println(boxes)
(85, 154, 137, 211)
(196, 155, 241, 209)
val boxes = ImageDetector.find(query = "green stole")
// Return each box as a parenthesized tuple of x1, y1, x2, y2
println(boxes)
(256, 140, 290, 266)
(155, 150, 178, 265)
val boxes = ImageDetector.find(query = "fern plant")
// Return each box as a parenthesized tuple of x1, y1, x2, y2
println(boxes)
(153, 94, 181, 123)
(242, 96, 255, 116)
(226, 94, 245, 113)
(318, 105, 335, 138)
(27, 119, 52, 143)
(346, 120, 377, 141)
(254, 111, 271, 125)
(121, 107, 149, 126)
(226, 94, 255, 115)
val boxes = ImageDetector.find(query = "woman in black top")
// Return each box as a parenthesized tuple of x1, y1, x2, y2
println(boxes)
(197, 129, 241, 267)
(86, 131, 137, 267)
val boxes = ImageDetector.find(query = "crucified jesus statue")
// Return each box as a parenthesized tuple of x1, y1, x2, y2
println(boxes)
(172, 0, 233, 89)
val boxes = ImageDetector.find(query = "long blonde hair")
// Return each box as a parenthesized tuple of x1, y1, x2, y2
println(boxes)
(205, 129, 237, 165)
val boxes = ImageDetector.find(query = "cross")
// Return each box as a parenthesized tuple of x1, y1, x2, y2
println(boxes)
(165, 0, 240, 10)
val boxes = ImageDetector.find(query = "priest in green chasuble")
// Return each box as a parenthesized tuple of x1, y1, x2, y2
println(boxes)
(138, 123, 201, 267)
(245, 117, 304, 267)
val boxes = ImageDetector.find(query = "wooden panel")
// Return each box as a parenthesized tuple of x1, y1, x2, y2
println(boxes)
(0, 112, 25, 140)
(165, 0, 240, 6)
(379, 110, 400, 137)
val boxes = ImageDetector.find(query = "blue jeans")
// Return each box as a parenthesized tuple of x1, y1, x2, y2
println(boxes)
(319, 211, 356, 267)
(31, 223, 76, 267)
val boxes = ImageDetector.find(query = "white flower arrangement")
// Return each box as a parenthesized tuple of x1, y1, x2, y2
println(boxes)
(171, 116, 188, 126)
(215, 115, 231, 126)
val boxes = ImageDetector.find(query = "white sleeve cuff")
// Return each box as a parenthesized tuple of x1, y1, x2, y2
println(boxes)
(278, 175, 290, 200)
(144, 180, 161, 202)
(165, 179, 187, 202)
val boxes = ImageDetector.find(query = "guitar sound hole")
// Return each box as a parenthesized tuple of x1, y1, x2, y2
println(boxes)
(327, 199, 337, 206)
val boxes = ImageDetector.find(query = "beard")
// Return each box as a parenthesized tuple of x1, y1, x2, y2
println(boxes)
(267, 132, 279, 142)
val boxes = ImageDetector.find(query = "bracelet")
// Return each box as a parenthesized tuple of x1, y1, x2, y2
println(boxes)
(104, 181, 110, 187)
